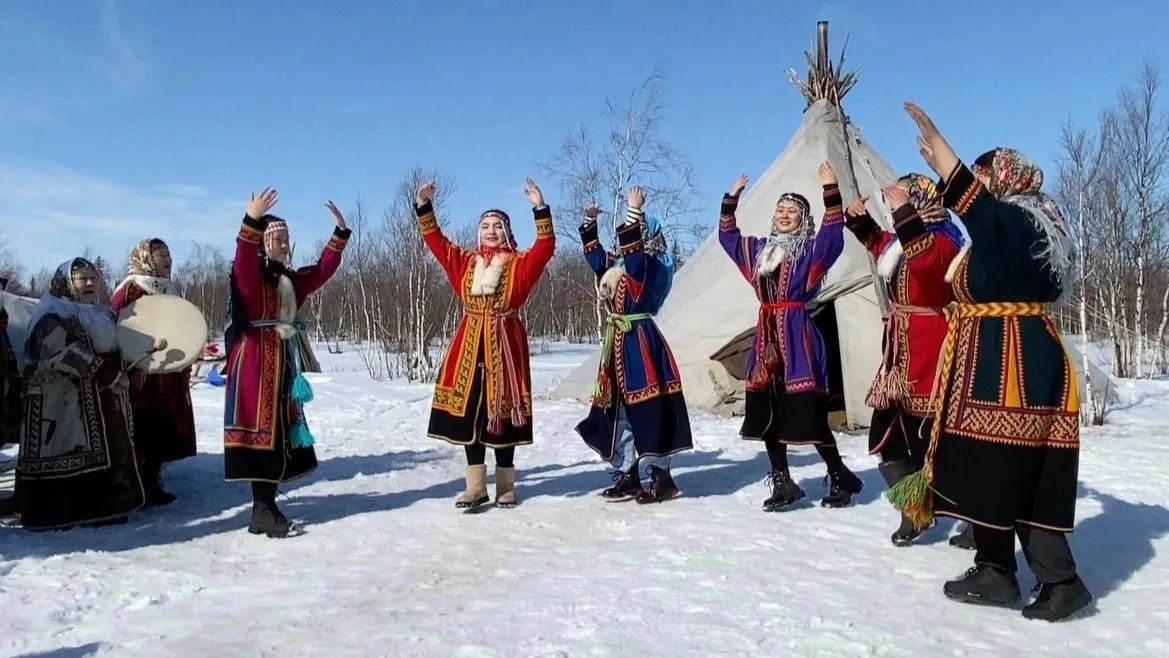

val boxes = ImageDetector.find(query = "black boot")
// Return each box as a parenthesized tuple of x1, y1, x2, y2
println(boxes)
(249, 482, 296, 538)
(950, 523, 976, 550)
(878, 460, 928, 545)
(762, 468, 805, 512)
(1022, 576, 1093, 621)
(600, 463, 642, 502)
(635, 466, 681, 504)
(943, 564, 1021, 606)
(141, 462, 177, 508)
(249, 502, 296, 538)
(820, 464, 863, 508)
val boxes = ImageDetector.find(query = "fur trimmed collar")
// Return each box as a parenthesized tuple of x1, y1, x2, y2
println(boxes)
(876, 240, 970, 284)
(944, 245, 971, 284)
(754, 241, 789, 278)
(598, 264, 626, 299)
(471, 253, 510, 296)
(876, 240, 903, 279)
(114, 274, 183, 299)
(274, 275, 298, 339)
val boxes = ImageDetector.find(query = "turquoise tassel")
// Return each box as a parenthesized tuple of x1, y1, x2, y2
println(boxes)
(291, 373, 314, 403)
(289, 422, 315, 448)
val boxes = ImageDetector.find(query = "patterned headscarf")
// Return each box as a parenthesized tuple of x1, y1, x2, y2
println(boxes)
(973, 148, 1044, 199)
(49, 258, 97, 301)
(898, 173, 948, 222)
(972, 147, 1071, 280)
(127, 238, 168, 277)
(478, 209, 518, 252)
(877, 173, 965, 277)
(26, 258, 117, 360)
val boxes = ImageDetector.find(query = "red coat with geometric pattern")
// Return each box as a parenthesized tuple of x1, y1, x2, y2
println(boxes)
(845, 204, 962, 417)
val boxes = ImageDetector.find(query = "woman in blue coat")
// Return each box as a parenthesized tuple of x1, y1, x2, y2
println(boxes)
(575, 186, 694, 504)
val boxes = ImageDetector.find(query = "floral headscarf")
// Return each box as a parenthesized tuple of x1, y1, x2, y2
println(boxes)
(972, 147, 1071, 280)
(128, 238, 168, 277)
(876, 173, 965, 278)
(898, 173, 948, 222)
(973, 148, 1044, 199)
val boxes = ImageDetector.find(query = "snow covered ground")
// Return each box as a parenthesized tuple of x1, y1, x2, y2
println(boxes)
(1, 342, 1167, 658)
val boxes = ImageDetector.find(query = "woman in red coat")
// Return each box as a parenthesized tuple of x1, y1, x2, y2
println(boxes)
(414, 178, 555, 511)
(843, 175, 964, 545)
(110, 238, 197, 507)
(222, 188, 350, 537)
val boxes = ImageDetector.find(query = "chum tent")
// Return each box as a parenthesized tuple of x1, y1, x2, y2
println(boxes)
(551, 21, 1116, 429)
(554, 22, 893, 429)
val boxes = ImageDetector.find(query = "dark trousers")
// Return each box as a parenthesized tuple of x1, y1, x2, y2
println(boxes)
(973, 523, 1078, 584)
(465, 444, 515, 468)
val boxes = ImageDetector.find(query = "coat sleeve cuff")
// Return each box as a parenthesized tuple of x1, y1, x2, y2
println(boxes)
(616, 219, 643, 254)
(939, 162, 988, 217)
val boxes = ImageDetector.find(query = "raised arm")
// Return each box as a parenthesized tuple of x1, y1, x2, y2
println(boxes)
(844, 202, 893, 260)
(292, 226, 352, 300)
(233, 188, 280, 306)
(511, 203, 556, 299)
(415, 198, 470, 293)
(889, 203, 961, 289)
(806, 183, 847, 290)
(616, 207, 649, 284)
(579, 216, 617, 277)
(718, 183, 763, 282)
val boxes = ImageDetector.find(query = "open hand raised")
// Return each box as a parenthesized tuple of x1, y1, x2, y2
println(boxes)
(904, 103, 959, 179)
(524, 178, 545, 207)
(416, 181, 436, 206)
(247, 187, 279, 219)
(818, 162, 837, 186)
(729, 174, 748, 197)
(325, 200, 347, 230)
(627, 186, 645, 210)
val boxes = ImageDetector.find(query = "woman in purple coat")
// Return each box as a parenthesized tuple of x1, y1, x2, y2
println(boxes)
(718, 162, 863, 512)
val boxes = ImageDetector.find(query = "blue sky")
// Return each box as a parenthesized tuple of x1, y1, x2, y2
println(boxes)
(0, 0, 1164, 277)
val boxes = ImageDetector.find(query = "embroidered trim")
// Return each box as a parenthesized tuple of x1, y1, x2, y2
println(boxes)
(535, 217, 554, 238)
(238, 221, 263, 245)
(418, 209, 439, 235)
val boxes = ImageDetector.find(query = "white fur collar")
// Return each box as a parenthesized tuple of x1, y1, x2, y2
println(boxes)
(274, 275, 298, 339)
(876, 240, 970, 284)
(598, 264, 626, 299)
(876, 240, 903, 279)
(114, 274, 183, 299)
(944, 245, 971, 283)
(754, 242, 788, 278)
(471, 253, 508, 296)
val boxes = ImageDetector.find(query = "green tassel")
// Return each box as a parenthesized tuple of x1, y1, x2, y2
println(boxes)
(884, 470, 933, 530)
(291, 373, 314, 403)
(289, 422, 315, 448)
